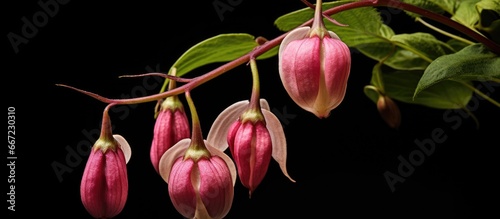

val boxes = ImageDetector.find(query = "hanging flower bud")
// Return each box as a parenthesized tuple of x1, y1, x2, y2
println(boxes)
(207, 99, 294, 185)
(150, 96, 190, 174)
(159, 139, 235, 219)
(278, 0, 351, 118)
(159, 92, 236, 219)
(377, 95, 401, 129)
(227, 107, 272, 195)
(150, 69, 190, 174)
(208, 59, 295, 196)
(80, 105, 131, 219)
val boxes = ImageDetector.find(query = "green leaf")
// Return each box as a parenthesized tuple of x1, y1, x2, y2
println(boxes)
(357, 32, 456, 70)
(446, 39, 472, 52)
(324, 4, 452, 69)
(364, 85, 380, 104)
(363, 61, 386, 104)
(390, 32, 456, 61)
(475, 0, 500, 44)
(379, 24, 395, 39)
(451, 0, 481, 29)
(324, 6, 388, 47)
(376, 66, 474, 109)
(476, 0, 500, 26)
(274, 1, 387, 47)
(415, 43, 500, 97)
(356, 42, 430, 70)
(400, 0, 447, 18)
(274, 1, 349, 32)
(428, 0, 458, 15)
(170, 33, 277, 77)
(480, 19, 500, 44)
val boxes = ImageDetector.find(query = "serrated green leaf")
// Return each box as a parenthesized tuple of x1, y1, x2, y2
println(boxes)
(324, 7, 387, 47)
(357, 42, 430, 70)
(476, 0, 500, 26)
(170, 33, 277, 77)
(477, 0, 500, 13)
(390, 32, 456, 61)
(379, 66, 473, 109)
(415, 43, 500, 96)
(400, 0, 447, 18)
(452, 0, 481, 29)
(476, 0, 500, 44)
(379, 24, 395, 38)
(274, 1, 350, 32)
(428, 0, 457, 15)
(357, 32, 456, 70)
(274, 1, 387, 47)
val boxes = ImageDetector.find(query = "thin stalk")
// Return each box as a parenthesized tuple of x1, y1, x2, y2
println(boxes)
(248, 58, 262, 110)
(185, 91, 203, 146)
(99, 103, 116, 141)
(372, 45, 397, 94)
(184, 91, 210, 161)
(459, 81, 500, 108)
(301, 0, 347, 27)
(415, 17, 474, 45)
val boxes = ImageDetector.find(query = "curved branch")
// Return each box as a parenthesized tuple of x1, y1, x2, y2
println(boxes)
(59, 0, 500, 106)
(119, 73, 194, 83)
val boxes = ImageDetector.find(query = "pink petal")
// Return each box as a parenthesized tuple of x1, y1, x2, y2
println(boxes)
(207, 99, 270, 152)
(278, 26, 311, 56)
(198, 156, 234, 218)
(103, 148, 128, 217)
(322, 35, 351, 111)
(262, 109, 295, 182)
(232, 122, 272, 193)
(279, 27, 322, 113)
(80, 150, 105, 218)
(113, 134, 131, 164)
(207, 157, 234, 218)
(80, 148, 128, 218)
(205, 141, 237, 186)
(158, 138, 191, 183)
(259, 99, 271, 111)
(168, 157, 197, 218)
(150, 109, 190, 173)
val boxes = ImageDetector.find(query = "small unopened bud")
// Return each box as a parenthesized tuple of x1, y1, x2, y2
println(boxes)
(150, 96, 190, 174)
(377, 95, 401, 129)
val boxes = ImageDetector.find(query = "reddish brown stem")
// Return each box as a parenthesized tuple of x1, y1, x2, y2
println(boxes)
(58, 0, 499, 106)
(119, 72, 194, 83)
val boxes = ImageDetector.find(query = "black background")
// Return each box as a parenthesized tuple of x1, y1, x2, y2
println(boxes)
(5, 0, 499, 218)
